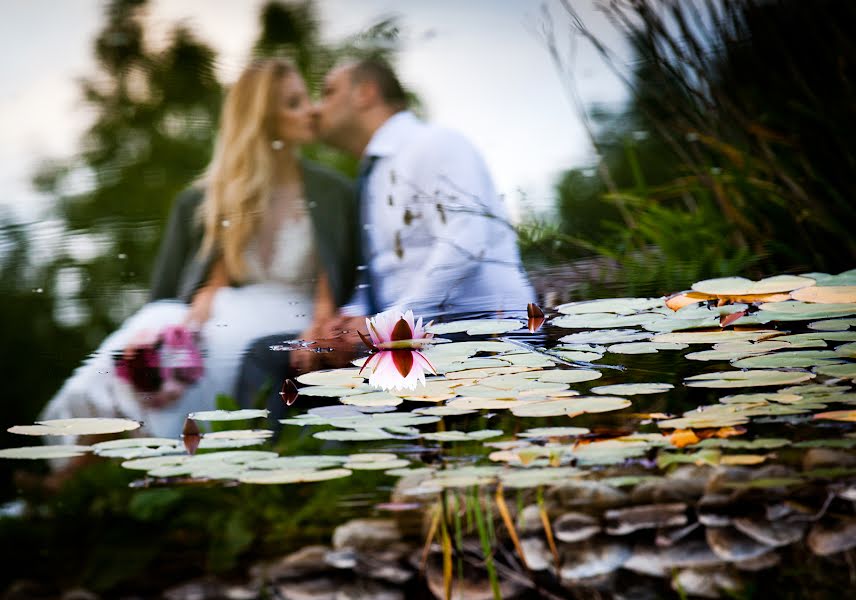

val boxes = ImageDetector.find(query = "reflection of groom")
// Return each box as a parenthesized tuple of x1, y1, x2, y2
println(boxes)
(236, 57, 533, 411)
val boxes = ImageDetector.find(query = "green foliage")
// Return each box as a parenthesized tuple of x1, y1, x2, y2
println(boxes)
(525, 0, 856, 293)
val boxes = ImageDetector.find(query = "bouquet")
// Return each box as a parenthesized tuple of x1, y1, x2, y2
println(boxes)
(114, 325, 204, 406)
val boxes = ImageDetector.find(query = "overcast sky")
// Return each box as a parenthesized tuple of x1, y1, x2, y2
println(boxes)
(0, 0, 630, 223)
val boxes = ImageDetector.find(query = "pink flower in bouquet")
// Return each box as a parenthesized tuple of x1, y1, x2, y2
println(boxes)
(115, 325, 204, 406)
(358, 310, 436, 391)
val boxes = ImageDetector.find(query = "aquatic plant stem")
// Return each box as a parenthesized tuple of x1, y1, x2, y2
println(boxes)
(471, 486, 502, 600)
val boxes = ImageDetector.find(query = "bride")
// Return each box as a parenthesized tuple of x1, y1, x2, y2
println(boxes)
(41, 58, 357, 439)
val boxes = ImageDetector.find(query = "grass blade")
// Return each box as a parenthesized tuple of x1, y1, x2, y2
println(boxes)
(495, 481, 528, 569)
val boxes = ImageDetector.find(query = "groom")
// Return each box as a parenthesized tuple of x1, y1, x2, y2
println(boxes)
(235, 58, 533, 411)
(315, 57, 534, 322)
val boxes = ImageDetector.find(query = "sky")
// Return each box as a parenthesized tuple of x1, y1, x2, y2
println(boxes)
(0, 0, 630, 224)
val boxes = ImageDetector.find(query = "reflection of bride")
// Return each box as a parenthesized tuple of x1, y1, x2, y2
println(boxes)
(41, 58, 356, 438)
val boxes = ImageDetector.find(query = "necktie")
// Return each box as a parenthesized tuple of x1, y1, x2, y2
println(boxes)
(356, 155, 381, 314)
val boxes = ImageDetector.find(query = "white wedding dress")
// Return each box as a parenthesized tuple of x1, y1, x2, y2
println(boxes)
(41, 201, 317, 439)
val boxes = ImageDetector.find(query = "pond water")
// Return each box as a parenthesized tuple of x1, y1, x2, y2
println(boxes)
(2, 273, 856, 599)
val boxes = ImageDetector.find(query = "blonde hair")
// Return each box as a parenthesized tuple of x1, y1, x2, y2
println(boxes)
(199, 58, 297, 282)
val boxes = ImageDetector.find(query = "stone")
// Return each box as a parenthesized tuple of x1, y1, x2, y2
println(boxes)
(705, 527, 772, 562)
(547, 480, 629, 509)
(425, 554, 525, 600)
(332, 518, 401, 552)
(623, 539, 722, 577)
(553, 511, 601, 543)
(516, 504, 544, 535)
(559, 539, 631, 582)
(671, 567, 743, 599)
(631, 466, 710, 503)
(732, 515, 806, 547)
(520, 537, 553, 571)
(252, 545, 332, 581)
(604, 503, 687, 535)
(807, 517, 856, 555)
(734, 550, 780, 571)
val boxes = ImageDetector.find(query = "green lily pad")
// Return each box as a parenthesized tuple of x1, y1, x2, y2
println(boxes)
(777, 332, 856, 344)
(551, 350, 605, 362)
(188, 409, 270, 421)
(808, 318, 856, 331)
(518, 426, 590, 438)
(92, 437, 180, 450)
(559, 329, 651, 345)
(313, 429, 395, 441)
(239, 468, 353, 484)
(296, 368, 366, 386)
(552, 313, 657, 329)
(341, 392, 403, 407)
(0, 445, 91, 460)
(298, 385, 374, 397)
(497, 352, 556, 368)
(835, 342, 856, 358)
(731, 350, 843, 369)
(413, 406, 477, 416)
(591, 383, 674, 395)
(802, 269, 856, 287)
(556, 297, 665, 315)
(511, 395, 631, 417)
(815, 363, 856, 379)
(607, 342, 688, 354)
(499, 466, 582, 488)
(692, 274, 815, 296)
(426, 319, 524, 335)
(757, 301, 856, 321)
(536, 369, 602, 384)
(9, 418, 141, 436)
(422, 429, 504, 442)
(571, 439, 650, 465)
(344, 458, 410, 470)
(657, 449, 721, 468)
(653, 330, 781, 344)
(685, 369, 814, 388)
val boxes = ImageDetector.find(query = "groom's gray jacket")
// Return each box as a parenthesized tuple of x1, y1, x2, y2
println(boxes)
(149, 159, 358, 308)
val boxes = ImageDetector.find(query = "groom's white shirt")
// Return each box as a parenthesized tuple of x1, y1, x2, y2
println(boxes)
(344, 110, 535, 317)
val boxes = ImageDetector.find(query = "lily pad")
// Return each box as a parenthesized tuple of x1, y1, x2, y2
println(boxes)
(9, 418, 141, 436)
(813, 409, 856, 422)
(731, 350, 843, 369)
(815, 363, 856, 379)
(591, 383, 674, 395)
(0, 445, 91, 460)
(692, 275, 815, 296)
(426, 319, 524, 335)
(239, 468, 353, 484)
(413, 406, 477, 416)
(808, 318, 856, 331)
(556, 297, 665, 315)
(536, 369, 602, 384)
(422, 429, 504, 442)
(791, 286, 856, 304)
(685, 370, 814, 388)
(188, 409, 270, 421)
(560, 329, 652, 345)
(552, 313, 657, 329)
(551, 350, 605, 362)
(296, 368, 366, 386)
(511, 396, 631, 417)
(607, 342, 688, 354)
(757, 301, 856, 321)
(500, 466, 582, 488)
(519, 426, 590, 438)
(313, 429, 395, 441)
(298, 385, 374, 397)
(652, 330, 781, 344)
(340, 392, 403, 407)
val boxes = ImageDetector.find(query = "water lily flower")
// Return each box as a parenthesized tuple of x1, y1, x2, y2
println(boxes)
(359, 310, 436, 391)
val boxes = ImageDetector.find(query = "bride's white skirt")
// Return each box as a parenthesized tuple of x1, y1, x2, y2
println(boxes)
(41, 283, 314, 440)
